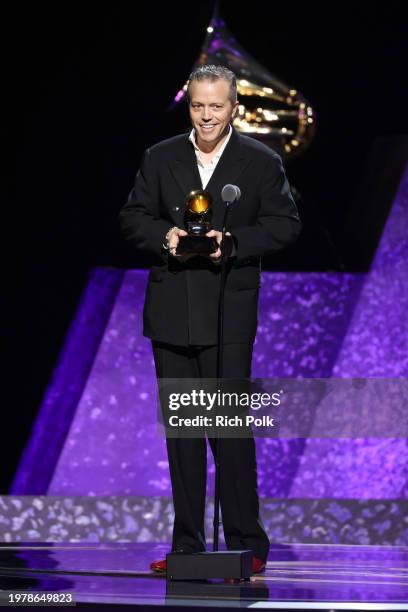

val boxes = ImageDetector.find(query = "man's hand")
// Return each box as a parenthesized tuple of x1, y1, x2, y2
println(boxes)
(205, 230, 233, 263)
(166, 227, 197, 263)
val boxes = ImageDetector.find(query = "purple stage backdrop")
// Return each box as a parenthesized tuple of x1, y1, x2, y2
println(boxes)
(12, 166, 408, 504)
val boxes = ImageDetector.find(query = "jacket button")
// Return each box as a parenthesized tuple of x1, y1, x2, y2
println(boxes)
(172, 206, 180, 212)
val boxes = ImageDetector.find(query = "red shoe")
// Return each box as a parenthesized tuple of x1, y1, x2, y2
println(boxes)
(252, 556, 266, 574)
(150, 558, 167, 573)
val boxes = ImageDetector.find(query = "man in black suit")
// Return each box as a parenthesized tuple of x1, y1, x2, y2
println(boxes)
(119, 65, 301, 574)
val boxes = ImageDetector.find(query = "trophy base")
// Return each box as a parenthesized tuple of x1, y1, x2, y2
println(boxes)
(176, 235, 217, 255)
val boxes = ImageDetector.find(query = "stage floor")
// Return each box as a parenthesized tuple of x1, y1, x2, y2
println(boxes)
(0, 542, 407, 610)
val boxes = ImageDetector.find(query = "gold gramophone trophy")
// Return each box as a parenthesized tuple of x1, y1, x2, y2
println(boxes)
(176, 189, 218, 254)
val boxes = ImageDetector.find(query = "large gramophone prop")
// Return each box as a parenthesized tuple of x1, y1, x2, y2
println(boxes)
(170, 5, 316, 160)
(176, 189, 218, 254)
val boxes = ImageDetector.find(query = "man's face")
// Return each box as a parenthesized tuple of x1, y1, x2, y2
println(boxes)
(189, 78, 238, 150)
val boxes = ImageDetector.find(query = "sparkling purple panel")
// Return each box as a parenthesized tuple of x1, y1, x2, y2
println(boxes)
(253, 273, 364, 378)
(291, 165, 408, 499)
(11, 268, 124, 495)
(39, 166, 408, 499)
(333, 166, 408, 377)
(1, 497, 407, 545)
(47, 271, 165, 496)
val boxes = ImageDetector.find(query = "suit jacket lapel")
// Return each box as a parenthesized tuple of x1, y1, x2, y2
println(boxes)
(204, 129, 246, 225)
(170, 134, 203, 196)
(206, 128, 244, 192)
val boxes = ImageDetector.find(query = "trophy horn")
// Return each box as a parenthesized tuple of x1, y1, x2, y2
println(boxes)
(186, 190, 212, 215)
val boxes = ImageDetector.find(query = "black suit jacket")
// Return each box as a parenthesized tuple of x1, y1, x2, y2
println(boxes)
(119, 128, 301, 346)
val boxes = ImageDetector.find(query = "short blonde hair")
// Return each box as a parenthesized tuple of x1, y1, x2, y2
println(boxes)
(186, 65, 237, 104)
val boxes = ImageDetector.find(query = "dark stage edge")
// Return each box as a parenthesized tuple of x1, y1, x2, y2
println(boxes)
(0, 542, 407, 610)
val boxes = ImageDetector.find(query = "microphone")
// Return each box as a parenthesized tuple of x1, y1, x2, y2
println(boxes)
(221, 184, 241, 204)
(219, 185, 240, 258)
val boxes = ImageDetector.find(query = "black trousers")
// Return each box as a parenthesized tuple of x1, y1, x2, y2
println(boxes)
(152, 341, 270, 562)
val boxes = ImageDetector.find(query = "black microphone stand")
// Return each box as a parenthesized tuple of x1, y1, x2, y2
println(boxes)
(213, 200, 232, 551)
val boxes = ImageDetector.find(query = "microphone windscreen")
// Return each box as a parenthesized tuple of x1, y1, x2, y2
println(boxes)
(221, 184, 241, 203)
